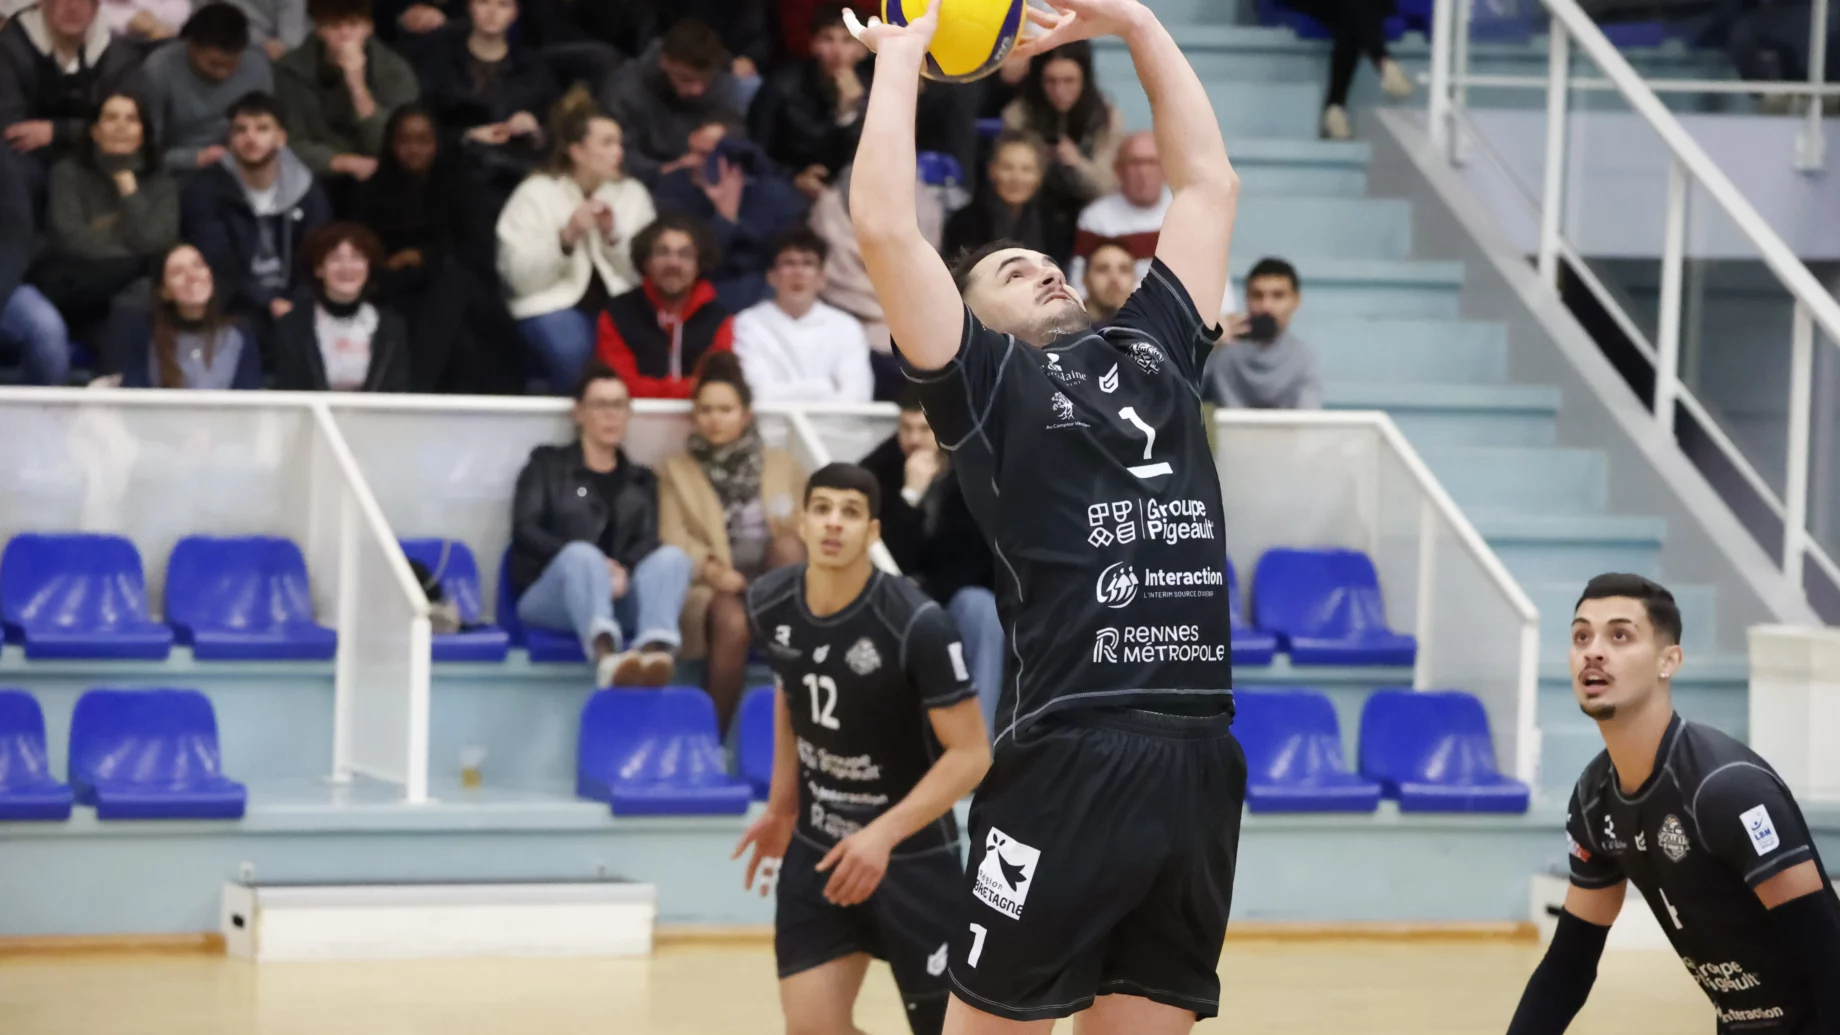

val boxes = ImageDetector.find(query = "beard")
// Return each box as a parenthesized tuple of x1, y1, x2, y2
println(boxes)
(1578, 700, 1617, 720)
(1025, 299, 1094, 346)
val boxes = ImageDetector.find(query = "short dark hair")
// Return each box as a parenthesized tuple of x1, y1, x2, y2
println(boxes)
(694, 351, 752, 408)
(307, 0, 372, 24)
(301, 221, 384, 285)
(1246, 257, 1300, 292)
(949, 238, 1025, 294)
(805, 462, 882, 520)
(1086, 237, 1136, 266)
(226, 90, 282, 123)
(661, 19, 729, 73)
(83, 93, 160, 175)
(632, 211, 718, 281)
(572, 359, 625, 401)
(1575, 573, 1683, 646)
(810, 3, 850, 36)
(183, 2, 251, 51)
(989, 128, 1046, 170)
(896, 386, 926, 413)
(772, 226, 829, 267)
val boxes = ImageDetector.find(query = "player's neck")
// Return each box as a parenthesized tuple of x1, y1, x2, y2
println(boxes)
(1598, 692, 1676, 795)
(803, 559, 874, 618)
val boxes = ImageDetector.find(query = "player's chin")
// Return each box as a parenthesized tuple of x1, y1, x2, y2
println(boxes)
(1036, 298, 1092, 337)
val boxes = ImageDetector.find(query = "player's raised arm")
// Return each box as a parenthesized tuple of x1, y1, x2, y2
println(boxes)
(843, 6, 967, 371)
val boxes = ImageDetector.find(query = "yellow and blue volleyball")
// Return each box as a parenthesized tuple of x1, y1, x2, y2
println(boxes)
(886, 0, 1024, 83)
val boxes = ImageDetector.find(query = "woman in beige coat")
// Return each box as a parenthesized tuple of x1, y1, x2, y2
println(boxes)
(658, 353, 805, 731)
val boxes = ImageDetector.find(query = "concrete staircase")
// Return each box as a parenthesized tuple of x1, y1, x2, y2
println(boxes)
(1106, 9, 1751, 789)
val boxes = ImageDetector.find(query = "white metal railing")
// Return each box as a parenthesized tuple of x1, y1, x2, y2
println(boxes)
(1214, 410, 1541, 784)
(1425, 0, 1840, 607)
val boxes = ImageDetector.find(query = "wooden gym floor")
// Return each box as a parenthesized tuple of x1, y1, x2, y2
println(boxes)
(0, 938, 1709, 1034)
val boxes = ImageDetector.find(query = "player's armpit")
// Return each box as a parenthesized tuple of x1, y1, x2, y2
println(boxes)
(1562, 880, 1625, 927)
(1505, 903, 1614, 1035)
(1761, 869, 1840, 1031)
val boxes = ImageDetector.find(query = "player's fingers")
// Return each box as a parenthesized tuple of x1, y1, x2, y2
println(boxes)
(820, 861, 851, 902)
(731, 829, 756, 859)
(1021, 3, 1062, 27)
(815, 843, 844, 873)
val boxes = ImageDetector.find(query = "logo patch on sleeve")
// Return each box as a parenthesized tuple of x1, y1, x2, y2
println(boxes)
(1739, 804, 1780, 856)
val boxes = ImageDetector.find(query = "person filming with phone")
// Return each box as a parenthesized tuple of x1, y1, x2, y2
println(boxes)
(1204, 256, 1322, 410)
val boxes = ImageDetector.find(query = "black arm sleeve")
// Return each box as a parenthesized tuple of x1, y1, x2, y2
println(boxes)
(1505, 910, 1610, 1035)
(1767, 888, 1840, 1032)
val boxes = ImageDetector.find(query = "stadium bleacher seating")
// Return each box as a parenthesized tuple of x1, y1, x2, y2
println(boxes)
(737, 685, 776, 800)
(1253, 547, 1418, 666)
(917, 151, 965, 188)
(1227, 557, 1279, 667)
(165, 536, 337, 661)
(399, 539, 511, 662)
(576, 687, 751, 816)
(1234, 688, 1382, 813)
(68, 688, 248, 820)
(1358, 689, 1530, 813)
(495, 549, 588, 664)
(0, 689, 74, 821)
(0, 533, 174, 660)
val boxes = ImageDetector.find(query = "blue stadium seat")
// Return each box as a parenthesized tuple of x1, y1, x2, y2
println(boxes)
(68, 688, 247, 819)
(577, 687, 751, 816)
(1227, 557, 1277, 667)
(917, 151, 965, 187)
(165, 536, 337, 661)
(1252, 548, 1417, 667)
(0, 533, 173, 660)
(401, 539, 510, 663)
(0, 689, 74, 820)
(1358, 689, 1530, 813)
(496, 549, 588, 664)
(737, 685, 776, 800)
(1234, 689, 1380, 813)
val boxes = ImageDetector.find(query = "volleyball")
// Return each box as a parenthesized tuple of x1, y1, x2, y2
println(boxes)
(885, 0, 1025, 83)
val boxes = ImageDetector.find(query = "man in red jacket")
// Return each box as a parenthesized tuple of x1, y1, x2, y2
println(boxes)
(595, 211, 735, 399)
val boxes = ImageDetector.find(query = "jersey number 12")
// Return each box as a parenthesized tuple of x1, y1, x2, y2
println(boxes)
(803, 674, 841, 730)
(1118, 407, 1174, 479)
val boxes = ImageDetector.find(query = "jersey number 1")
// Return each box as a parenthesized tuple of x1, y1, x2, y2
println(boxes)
(1118, 407, 1174, 479)
(803, 674, 841, 730)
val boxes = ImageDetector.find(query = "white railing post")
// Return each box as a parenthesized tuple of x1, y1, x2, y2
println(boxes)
(1452, 0, 1474, 164)
(1785, 301, 1815, 583)
(1797, 0, 1829, 171)
(1654, 157, 1688, 435)
(1537, 20, 1570, 285)
(406, 617, 432, 804)
(331, 491, 359, 784)
(1413, 499, 1437, 691)
(1429, 0, 1455, 155)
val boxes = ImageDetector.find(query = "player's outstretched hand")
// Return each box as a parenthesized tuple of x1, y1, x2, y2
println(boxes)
(842, 0, 939, 55)
(733, 809, 794, 897)
(1014, 0, 1152, 58)
(815, 823, 898, 907)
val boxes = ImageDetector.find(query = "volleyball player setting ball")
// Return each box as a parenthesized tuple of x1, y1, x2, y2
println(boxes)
(848, 0, 1246, 1031)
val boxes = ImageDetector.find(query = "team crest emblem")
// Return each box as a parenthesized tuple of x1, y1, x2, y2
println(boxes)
(1130, 342, 1163, 374)
(813, 644, 830, 663)
(1659, 814, 1690, 861)
(846, 637, 882, 675)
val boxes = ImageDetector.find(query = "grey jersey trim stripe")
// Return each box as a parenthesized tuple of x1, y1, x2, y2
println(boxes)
(1744, 845, 1812, 883)
(996, 687, 1233, 748)
(1687, 759, 1793, 847)
(792, 828, 961, 860)
(1609, 719, 1686, 806)
(935, 335, 1016, 454)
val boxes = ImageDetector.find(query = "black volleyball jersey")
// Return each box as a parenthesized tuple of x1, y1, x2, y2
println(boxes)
(1566, 713, 1833, 1032)
(746, 566, 977, 856)
(902, 259, 1234, 747)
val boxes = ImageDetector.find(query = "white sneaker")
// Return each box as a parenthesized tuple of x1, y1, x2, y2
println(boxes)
(1380, 58, 1414, 99)
(1322, 105, 1353, 140)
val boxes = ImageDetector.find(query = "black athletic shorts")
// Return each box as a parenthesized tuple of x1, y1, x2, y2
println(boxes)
(776, 834, 961, 1023)
(947, 707, 1247, 1022)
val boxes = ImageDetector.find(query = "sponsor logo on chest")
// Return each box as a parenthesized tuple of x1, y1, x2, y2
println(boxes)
(1086, 499, 1217, 549)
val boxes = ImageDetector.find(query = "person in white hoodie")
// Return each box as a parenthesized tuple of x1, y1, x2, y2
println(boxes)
(730, 226, 871, 405)
(496, 84, 655, 394)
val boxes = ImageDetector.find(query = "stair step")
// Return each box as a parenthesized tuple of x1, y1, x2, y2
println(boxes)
(1234, 257, 1465, 318)
(1231, 196, 1412, 260)
(1298, 317, 1509, 384)
(1420, 447, 1607, 514)
(1328, 382, 1559, 446)
(1475, 513, 1668, 588)
(1225, 138, 1372, 197)
(1113, 79, 1323, 137)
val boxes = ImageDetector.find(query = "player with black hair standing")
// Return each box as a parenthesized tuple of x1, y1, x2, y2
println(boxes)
(1508, 573, 1840, 1034)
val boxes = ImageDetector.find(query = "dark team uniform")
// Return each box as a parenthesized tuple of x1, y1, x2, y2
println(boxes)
(1566, 713, 1835, 1032)
(745, 565, 978, 1035)
(902, 259, 1248, 1021)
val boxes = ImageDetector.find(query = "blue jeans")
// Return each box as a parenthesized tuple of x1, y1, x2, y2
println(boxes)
(946, 586, 1005, 735)
(517, 541, 692, 655)
(517, 308, 596, 396)
(0, 285, 70, 385)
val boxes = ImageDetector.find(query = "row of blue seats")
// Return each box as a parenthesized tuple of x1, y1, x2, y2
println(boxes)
(1229, 549, 1417, 668)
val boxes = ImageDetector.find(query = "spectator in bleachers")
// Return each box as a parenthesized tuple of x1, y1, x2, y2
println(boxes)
(658, 351, 804, 731)
(37, 92, 178, 328)
(1296, 0, 1412, 141)
(651, 118, 805, 311)
(732, 227, 870, 404)
(221, 0, 306, 61)
(1001, 42, 1121, 232)
(502, 0, 637, 87)
(1204, 257, 1323, 410)
(746, 3, 867, 200)
(942, 129, 1071, 269)
(653, 1, 770, 108)
(0, 145, 70, 383)
(181, 90, 329, 328)
(139, 4, 274, 176)
(510, 360, 693, 687)
(497, 85, 655, 394)
(273, 0, 418, 191)
(860, 392, 1004, 728)
(416, 0, 556, 206)
(598, 19, 740, 186)
(594, 210, 730, 399)
(96, 0, 186, 40)
(1067, 130, 1163, 288)
(357, 103, 521, 392)
(774, 0, 869, 62)
(0, 0, 143, 186)
(109, 242, 262, 387)
(372, 0, 455, 47)
(268, 219, 411, 389)
(1082, 236, 1134, 323)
